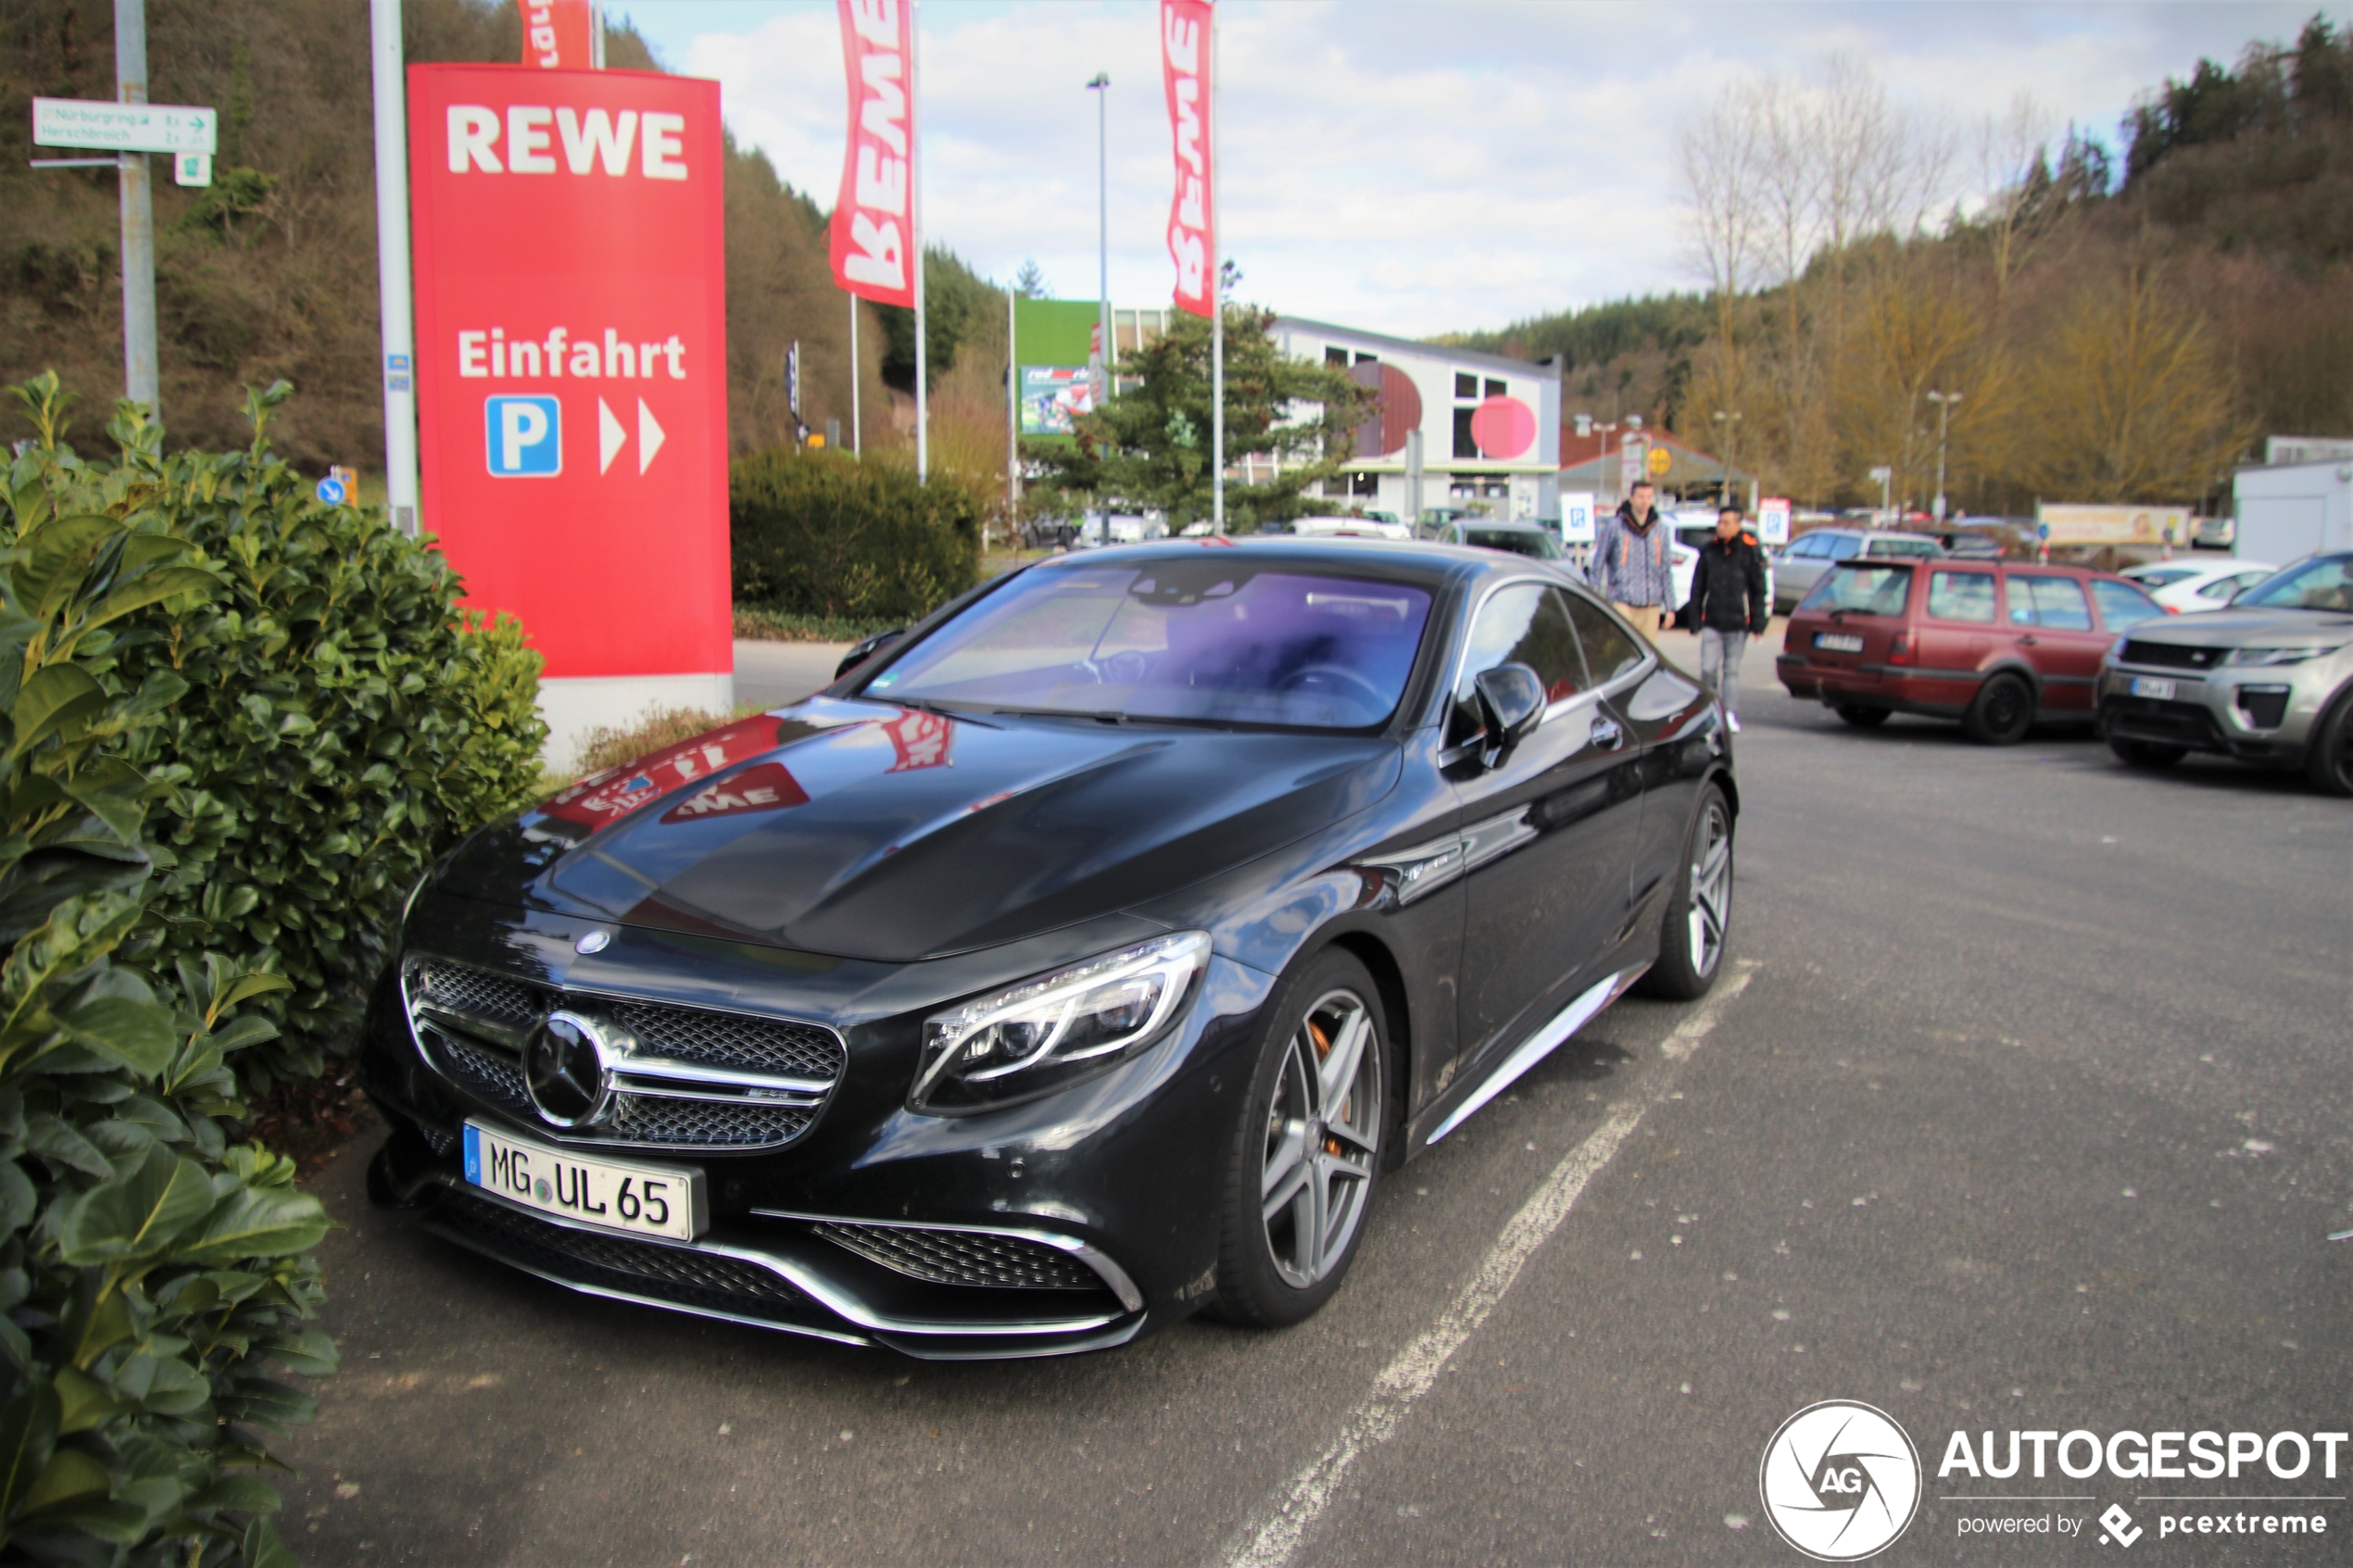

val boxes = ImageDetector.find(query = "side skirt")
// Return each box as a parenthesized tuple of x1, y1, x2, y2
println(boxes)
(1418, 963, 1650, 1147)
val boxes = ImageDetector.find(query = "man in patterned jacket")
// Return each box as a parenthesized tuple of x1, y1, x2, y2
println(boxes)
(1587, 480, 1674, 631)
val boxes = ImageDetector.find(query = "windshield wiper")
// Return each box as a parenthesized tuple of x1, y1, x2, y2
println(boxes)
(875, 696, 1002, 729)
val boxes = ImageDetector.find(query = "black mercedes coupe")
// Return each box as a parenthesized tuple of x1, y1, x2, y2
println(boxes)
(362, 538, 1739, 1358)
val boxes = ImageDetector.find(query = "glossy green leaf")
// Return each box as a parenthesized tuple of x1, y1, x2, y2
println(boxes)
(7, 663, 107, 758)
(59, 1144, 214, 1263)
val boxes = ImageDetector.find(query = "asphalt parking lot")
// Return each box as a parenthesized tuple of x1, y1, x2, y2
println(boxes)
(277, 659, 2351, 1567)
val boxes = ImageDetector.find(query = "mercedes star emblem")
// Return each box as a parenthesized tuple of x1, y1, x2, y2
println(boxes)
(575, 930, 612, 955)
(523, 1009, 623, 1127)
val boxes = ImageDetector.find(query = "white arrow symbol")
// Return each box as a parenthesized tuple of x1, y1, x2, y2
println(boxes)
(598, 397, 626, 474)
(637, 399, 665, 475)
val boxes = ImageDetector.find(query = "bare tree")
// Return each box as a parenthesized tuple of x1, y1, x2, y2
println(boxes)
(1678, 82, 1763, 368)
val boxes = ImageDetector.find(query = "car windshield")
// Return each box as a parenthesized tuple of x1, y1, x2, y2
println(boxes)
(1462, 528, 1564, 559)
(1797, 562, 1914, 616)
(863, 562, 1437, 730)
(2234, 555, 2353, 612)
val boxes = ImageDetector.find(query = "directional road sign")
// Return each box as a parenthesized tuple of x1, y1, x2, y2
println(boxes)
(32, 97, 217, 155)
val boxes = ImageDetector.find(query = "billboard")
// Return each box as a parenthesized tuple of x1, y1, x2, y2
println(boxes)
(407, 65, 731, 701)
(2036, 504, 2194, 547)
(1021, 367, 1097, 436)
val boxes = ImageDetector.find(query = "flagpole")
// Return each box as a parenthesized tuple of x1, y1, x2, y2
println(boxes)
(1209, 6, 1223, 533)
(911, 0, 928, 483)
(849, 295, 862, 457)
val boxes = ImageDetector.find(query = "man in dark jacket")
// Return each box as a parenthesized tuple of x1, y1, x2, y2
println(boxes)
(1680, 503, 1771, 730)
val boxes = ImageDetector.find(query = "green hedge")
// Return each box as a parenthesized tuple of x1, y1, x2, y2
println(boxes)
(731, 448, 982, 623)
(7, 376, 548, 1092)
(0, 386, 334, 1567)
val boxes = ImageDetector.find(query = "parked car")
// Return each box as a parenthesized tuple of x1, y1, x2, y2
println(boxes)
(364, 540, 1739, 1356)
(1936, 531, 2007, 559)
(1776, 558, 2166, 744)
(2119, 558, 2278, 614)
(2099, 551, 2353, 796)
(1292, 515, 1416, 541)
(1772, 530, 1944, 613)
(2191, 516, 2236, 550)
(1433, 519, 1568, 560)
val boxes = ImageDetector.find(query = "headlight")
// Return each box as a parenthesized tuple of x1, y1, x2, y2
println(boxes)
(2227, 646, 2339, 666)
(911, 932, 1211, 1112)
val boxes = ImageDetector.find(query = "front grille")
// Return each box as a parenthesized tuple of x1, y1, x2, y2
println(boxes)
(814, 1222, 1102, 1292)
(415, 960, 543, 1028)
(424, 1027, 817, 1150)
(606, 998, 846, 1081)
(434, 1187, 804, 1317)
(2119, 640, 2224, 671)
(607, 1094, 816, 1148)
(407, 959, 844, 1152)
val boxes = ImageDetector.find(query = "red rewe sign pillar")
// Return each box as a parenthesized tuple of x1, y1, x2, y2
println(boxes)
(408, 64, 731, 766)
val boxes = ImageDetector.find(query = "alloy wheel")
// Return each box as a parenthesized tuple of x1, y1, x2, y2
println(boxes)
(1685, 799, 1732, 980)
(1260, 989, 1381, 1289)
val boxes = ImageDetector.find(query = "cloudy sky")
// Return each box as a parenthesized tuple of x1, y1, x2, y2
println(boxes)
(613, 1, 2327, 337)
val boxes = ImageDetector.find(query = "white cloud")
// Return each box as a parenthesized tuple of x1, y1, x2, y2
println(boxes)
(650, 0, 2324, 338)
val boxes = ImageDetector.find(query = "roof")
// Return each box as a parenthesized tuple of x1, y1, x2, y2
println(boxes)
(1272, 317, 1559, 381)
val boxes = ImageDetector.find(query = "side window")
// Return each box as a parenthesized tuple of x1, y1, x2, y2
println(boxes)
(1450, 583, 1590, 745)
(1831, 534, 1862, 560)
(1926, 571, 1996, 623)
(1789, 535, 1823, 559)
(2090, 579, 2165, 632)
(2007, 574, 2093, 631)
(1564, 591, 1645, 686)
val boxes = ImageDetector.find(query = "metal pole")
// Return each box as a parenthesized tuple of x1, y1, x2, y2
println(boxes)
(911, 0, 927, 483)
(1093, 74, 1110, 409)
(371, 0, 421, 535)
(114, 0, 157, 416)
(1208, 18, 1223, 533)
(849, 295, 862, 457)
(1006, 284, 1018, 530)
(1405, 427, 1423, 529)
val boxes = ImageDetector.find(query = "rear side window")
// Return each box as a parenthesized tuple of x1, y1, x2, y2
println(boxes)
(2090, 579, 2165, 632)
(1869, 538, 1940, 558)
(1927, 571, 1996, 623)
(1564, 592, 1645, 685)
(2007, 574, 2093, 631)
(1797, 563, 1914, 617)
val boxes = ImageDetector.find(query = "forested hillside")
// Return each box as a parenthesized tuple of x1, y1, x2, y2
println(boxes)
(0, 0, 952, 468)
(1443, 17, 2353, 512)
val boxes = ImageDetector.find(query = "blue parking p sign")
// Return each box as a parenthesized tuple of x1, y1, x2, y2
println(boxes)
(485, 395, 561, 477)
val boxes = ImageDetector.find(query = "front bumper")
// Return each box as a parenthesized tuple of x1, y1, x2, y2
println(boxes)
(361, 895, 1276, 1359)
(2096, 661, 2321, 762)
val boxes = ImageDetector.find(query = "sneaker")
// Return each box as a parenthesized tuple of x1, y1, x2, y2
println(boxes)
(1726, 712, 1743, 733)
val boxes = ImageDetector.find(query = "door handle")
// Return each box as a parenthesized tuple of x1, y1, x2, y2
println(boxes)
(2016, 634, 2040, 646)
(1591, 717, 1624, 750)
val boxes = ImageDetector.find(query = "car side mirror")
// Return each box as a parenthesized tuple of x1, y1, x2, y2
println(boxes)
(1473, 663, 1547, 759)
(835, 628, 905, 683)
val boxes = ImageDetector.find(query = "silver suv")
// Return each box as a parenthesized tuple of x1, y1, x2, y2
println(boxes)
(2097, 552, 2353, 796)
(1773, 530, 1943, 613)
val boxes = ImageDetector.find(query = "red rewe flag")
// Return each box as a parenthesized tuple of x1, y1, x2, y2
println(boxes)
(1161, 0, 1214, 318)
(830, 0, 917, 308)
(516, 0, 597, 69)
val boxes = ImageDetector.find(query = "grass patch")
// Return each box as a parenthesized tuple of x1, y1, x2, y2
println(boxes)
(734, 604, 906, 642)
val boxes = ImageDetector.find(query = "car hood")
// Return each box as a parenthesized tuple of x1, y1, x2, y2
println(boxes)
(436, 698, 1402, 964)
(2114, 608, 2353, 647)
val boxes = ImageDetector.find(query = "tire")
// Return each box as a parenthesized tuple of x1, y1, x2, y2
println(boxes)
(2305, 688, 2353, 797)
(1635, 784, 1733, 1002)
(1835, 704, 1891, 729)
(1962, 673, 2034, 746)
(1213, 948, 1389, 1327)
(2108, 735, 2187, 770)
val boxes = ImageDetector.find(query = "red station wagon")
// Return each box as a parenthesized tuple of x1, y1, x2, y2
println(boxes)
(1775, 559, 2168, 744)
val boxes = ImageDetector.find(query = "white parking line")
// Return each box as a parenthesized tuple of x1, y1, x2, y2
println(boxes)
(1218, 963, 1758, 1568)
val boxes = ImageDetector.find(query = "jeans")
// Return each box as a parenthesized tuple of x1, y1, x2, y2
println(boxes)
(1699, 627, 1747, 717)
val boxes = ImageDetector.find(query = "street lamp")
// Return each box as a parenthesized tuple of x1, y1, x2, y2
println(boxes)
(1927, 389, 1962, 524)
(1086, 73, 1111, 406)
(1713, 409, 1743, 510)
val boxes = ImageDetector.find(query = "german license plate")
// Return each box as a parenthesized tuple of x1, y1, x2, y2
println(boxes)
(463, 1122, 705, 1241)
(2129, 676, 2177, 701)
(1815, 632, 1864, 653)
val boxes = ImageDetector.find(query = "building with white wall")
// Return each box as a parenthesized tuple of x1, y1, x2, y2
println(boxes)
(2234, 458, 2352, 561)
(1270, 318, 1562, 522)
